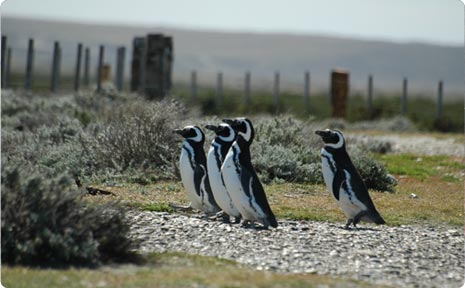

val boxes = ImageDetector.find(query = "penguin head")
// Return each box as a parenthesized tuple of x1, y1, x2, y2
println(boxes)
(205, 123, 236, 143)
(173, 126, 205, 144)
(315, 129, 345, 149)
(222, 117, 254, 144)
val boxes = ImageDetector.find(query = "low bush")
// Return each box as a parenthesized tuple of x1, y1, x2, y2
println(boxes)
(1, 168, 136, 266)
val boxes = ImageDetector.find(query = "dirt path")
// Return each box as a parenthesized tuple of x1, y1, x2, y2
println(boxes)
(128, 211, 464, 288)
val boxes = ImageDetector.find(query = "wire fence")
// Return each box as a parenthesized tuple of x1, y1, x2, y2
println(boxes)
(1, 35, 449, 121)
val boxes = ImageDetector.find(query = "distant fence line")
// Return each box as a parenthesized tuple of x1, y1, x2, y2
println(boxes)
(188, 69, 445, 120)
(0, 36, 446, 120)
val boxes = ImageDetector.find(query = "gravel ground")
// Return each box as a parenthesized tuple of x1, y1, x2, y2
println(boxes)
(350, 134, 463, 157)
(128, 211, 464, 288)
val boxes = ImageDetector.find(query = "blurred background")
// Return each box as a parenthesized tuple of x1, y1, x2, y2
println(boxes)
(1, 0, 464, 130)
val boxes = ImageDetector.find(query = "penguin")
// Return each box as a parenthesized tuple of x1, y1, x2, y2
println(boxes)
(315, 129, 386, 228)
(174, 125, 221, 215)
(205, 123, 242, 223)
(221, 118, 278, 229)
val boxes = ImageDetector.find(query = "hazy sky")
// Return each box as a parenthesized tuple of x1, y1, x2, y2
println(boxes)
(1, 0, 464, 45)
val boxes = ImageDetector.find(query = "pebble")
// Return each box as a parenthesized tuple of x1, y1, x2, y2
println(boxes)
(127, 211, 464, 288)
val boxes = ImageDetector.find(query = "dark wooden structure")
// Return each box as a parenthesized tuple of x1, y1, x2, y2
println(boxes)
(330, 69, 349, 118)
(131, 34, 173, 99)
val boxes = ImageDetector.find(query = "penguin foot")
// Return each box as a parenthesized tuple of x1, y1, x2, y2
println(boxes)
(344, 219, 353, 230)
(222, 214, 231, 224)
(241, 220, 253, 228)
(234, 216, 242, 224)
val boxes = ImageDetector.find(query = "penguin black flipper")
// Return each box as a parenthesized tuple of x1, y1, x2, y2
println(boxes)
(193, 164, 206, 197)
(240, 164, 278, 228)
(332, 169, 345, 201)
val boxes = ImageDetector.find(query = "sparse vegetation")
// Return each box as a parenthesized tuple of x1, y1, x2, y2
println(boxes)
(2, 252, 377, 288)
(1, 168, 136, 266)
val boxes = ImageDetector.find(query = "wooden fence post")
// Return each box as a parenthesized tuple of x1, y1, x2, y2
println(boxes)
(273, 71, 280, 112)
(304, 71, 310, 108)
(131, 37, 145, 92)
(96, 45, 104, 93)
(330, 69, 349, 118)
(367, 74, 373, 113)
(5, 47, 11, 88)
(24, 38, 34, 91)
(144, 34, 165, 99)
(244, 71, 251, 105)
(190, 70, 197, 103)
(1, 35, 6, 88)
(216, 71, 223, 105)
(436, 80, 443, 120)
(401, 77, 408, 115)
(83, 47, 90, 87)
(115, 46, 125, 91)
(50, 41, 60, 92)
(74, 43, 83, 92)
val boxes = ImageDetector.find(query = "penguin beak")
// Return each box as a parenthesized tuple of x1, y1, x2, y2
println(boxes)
(173, 129, 184, 136)
(205, 124, 218, 132)
(315, 130, 330, 137)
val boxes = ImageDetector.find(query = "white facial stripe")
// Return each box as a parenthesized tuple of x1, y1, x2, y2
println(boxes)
(325, 130, 344, 149)
(185, 125, 203, 142)
(239, 119, 252, 142)
(218, 124, 235, 142)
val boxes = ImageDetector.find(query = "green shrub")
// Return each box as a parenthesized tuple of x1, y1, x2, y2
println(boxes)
(351, 154, 397, 192)
(1, 168, 136, 266)
(82, 99, 186, 181)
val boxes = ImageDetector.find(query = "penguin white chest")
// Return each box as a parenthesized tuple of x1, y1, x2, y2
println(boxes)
(321, 149, 367, 218)
(207, 145, 240, 217)
(221, 145, 265, 221)
(179, 146, 203, 210)
(221, 148, 243, 206)
(321, 149, 336, 195)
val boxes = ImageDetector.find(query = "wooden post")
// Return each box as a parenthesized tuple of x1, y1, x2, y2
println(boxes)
(74, 43, 83, 92)
(436, 80, 443, 120)
(162, 36, 173, 93)
(131, 37, 145, 92)
(304, 71, 310, 108)
(330, 69, 349, 118)
(401, 77, 408, 115)
(144, 34, 165, 99)
(190, 70, 197, 103)
(5, 47, 11, 88)
(115, 46, 125, 91)
(57, 45, 62, 89)
(96, 45, 104, 93)
(1, 35, 6, 88)
(273, 71, 280, 112)
(83, 47, 90, 87)
(216, 71, 223, 105)
(50, 41, 60, 92)
(244, 71, 251, 105)
(24, 38, 34, 91)
(367, 74, 373, 113)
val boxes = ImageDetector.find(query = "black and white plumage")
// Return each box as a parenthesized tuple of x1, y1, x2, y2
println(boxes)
(315, 129, 385, 228)
(205, 124, 242, 223)
(221, 118, 278, 228)
(174, 126, 220, 215)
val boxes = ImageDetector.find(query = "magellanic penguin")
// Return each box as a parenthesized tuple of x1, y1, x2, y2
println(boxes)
(205, 123, 242, 223)
(221, 118, 278, 229)
(315, 129, 385, 228)
(174, 126, 221, 215)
